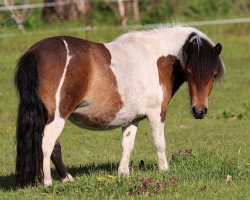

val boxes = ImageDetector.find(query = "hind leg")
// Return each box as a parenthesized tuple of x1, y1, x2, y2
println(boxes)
(42, 118, 65, 186)
(51, 139, 74, 183)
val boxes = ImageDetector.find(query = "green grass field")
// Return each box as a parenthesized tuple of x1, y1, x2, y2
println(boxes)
(0, 24, 249, 199)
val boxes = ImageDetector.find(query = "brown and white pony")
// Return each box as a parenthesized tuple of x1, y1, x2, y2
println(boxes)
(15, 26, 224, 187)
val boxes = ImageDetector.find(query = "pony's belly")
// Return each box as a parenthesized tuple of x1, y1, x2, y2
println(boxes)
(68, 99, 124, 130)
(68, 111, 120, 131)
(68, 104, 146, 130)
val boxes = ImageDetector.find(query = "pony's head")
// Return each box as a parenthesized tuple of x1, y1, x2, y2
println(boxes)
(181, 33, 224, 119)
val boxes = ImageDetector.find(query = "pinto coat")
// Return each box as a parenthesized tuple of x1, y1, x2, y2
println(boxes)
(15, 26, 224, 187)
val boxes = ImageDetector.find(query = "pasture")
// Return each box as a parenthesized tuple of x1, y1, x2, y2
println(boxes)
(0, 24, 249, 199)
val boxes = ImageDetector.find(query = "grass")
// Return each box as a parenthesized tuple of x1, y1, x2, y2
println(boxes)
(0, 23, 249, 199)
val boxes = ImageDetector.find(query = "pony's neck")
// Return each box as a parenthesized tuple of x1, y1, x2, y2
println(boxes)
(143, 27, 203, 59)
(111, 27, 199, 60)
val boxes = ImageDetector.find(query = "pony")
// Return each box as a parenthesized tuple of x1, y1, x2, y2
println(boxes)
(14, 26, 224, 187)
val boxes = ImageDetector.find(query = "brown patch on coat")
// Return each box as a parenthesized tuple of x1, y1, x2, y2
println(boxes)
(157, 55, 177, 122)
(34, 36, 122, 127)
(58, 37, 92, 119)
(186, 65, 217, 108)
(187, 76, 214, 108)
(35, 37, 67, 122)
(58, 37, 123, 128)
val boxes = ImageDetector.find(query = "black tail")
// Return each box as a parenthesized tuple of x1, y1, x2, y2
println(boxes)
(15, 51, 47, 188)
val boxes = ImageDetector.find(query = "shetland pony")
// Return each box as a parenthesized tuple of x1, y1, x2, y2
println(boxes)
(15, 26, 224, 187)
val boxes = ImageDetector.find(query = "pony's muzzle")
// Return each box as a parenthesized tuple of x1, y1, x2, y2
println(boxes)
(191, 105, 208, 119)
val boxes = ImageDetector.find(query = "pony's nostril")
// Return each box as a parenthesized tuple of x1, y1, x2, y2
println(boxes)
(204, 107, 208, 114)
(192, 106, 196, 115)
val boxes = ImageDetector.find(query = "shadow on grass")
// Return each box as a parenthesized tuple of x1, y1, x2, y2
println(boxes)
(0, 161, 157, 191)
(0, 173, 15, 191)
(67, 162, 120, 177)
(66, 161, 157, 177)
(0, 162, 123, 191)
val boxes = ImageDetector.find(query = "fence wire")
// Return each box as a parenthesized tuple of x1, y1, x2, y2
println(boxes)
(0, 0, 130, 11)
(1, 17, 250, 39)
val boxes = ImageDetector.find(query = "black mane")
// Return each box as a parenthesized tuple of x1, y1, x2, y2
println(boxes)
(181, 32, 224, 87)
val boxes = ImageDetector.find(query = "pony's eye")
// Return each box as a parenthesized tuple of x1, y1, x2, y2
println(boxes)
(213, 74, 218, 81)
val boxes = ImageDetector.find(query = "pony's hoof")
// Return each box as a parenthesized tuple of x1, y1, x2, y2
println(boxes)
(158, 163, 170, 172)
(43, 179, 53, 187)
(62, 173, 74, 183)
(118, 167, 130, 176)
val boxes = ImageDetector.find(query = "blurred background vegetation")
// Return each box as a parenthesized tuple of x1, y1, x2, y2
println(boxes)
(0, 1, 249, 199)
(0, 0, 250, 32)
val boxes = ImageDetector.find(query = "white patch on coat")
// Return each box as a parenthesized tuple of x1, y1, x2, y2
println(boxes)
(42, 39, 72, 186)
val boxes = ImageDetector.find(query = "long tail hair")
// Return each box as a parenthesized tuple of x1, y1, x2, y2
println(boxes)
(15, 51, 47, 187)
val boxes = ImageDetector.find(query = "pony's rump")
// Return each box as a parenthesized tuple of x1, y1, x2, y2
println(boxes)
(15, 51, 47, 187)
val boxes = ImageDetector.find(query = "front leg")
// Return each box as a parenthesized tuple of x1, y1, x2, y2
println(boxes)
(147, 108, 169, 171)
(118, 122, 138, 175)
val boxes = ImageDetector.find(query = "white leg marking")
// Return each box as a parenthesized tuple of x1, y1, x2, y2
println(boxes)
(147, 108, 169, 171)
(42, 39, 72, 186)
(118, 122, 138, 176)
(42, 118, 65, 186)
(62, 173, 74, 183)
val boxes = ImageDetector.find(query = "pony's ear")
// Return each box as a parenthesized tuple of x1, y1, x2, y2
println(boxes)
(214, 43, 222, 55)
